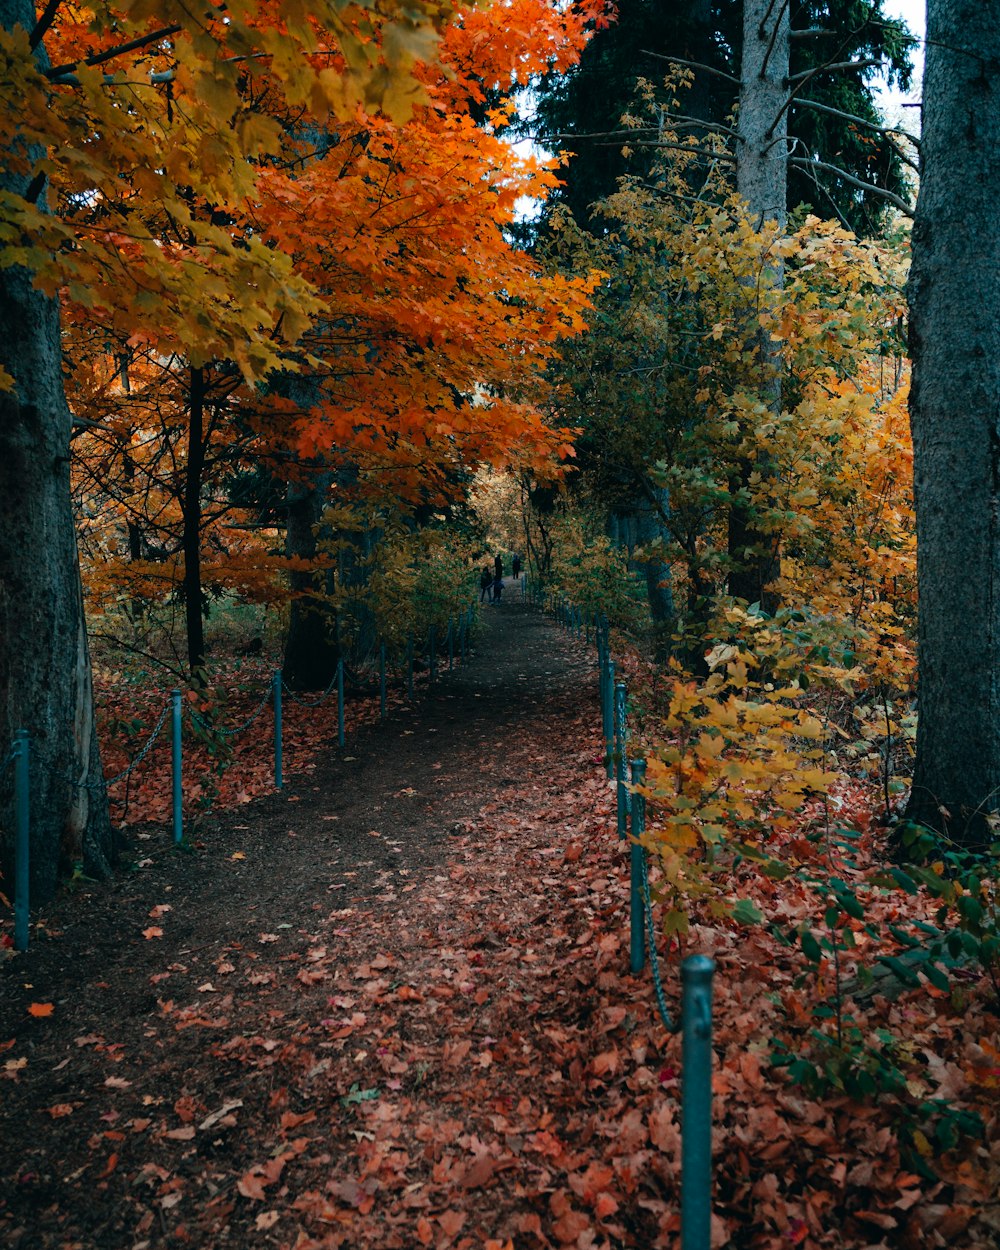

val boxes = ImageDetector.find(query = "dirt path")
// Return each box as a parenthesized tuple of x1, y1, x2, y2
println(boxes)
(0, 592, 651, 1250)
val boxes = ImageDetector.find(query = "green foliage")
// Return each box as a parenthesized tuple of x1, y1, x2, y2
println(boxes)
(542, 509, 647, 632)
(875, 824, 1000, 1005)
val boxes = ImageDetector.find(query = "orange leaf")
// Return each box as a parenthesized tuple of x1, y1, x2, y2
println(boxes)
(415, 1216, 434, 1246)
(142, 926, 163, 940)
(437, 1210, 466, 1239)
(28, 1002, 54, 1017)
(47, 1103, 75, 1118)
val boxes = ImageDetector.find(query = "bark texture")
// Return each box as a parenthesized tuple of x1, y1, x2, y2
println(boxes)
(729, 0, 788, 609)
(904, 1, 1000, 846)
(0, 0, 111, 899)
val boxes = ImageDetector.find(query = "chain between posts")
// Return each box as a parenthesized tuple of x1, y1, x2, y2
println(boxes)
(189, 684, 273, 739)
(281, 665, 340, 708)
(639, 840, 680, 1034)
(68, 698, 173, 791)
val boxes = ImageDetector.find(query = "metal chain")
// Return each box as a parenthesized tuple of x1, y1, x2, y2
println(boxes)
(639, 831, 680, 1034)
(190, 685, 273, 738)
(69, 699, 172, 791)
(615, 691, 630, 814)
(281, 667, 339, 708)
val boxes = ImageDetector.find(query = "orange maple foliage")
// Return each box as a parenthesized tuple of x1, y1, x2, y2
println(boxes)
(23, 1, 607, 626)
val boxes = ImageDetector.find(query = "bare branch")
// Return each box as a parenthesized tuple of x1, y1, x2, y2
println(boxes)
(789, 28, 842, 40)
(760, 0, 792, 79)
(46, 23, 182, 79)
(786, 156, 913, 216)
(785, 58, 886, 83)
(793, 96, 921, 150)
(640, 50, 741, 86)
(30, 0, 61, 51)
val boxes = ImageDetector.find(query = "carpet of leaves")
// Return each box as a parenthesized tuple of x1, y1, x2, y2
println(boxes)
(1, 604, 999, 1250)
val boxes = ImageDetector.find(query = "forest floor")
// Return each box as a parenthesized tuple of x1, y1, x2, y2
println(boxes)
(1, 592, 999, 1250)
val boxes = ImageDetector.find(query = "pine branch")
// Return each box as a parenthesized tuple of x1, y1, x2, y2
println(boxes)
(639, 50, 741, 86)
(785, 58, 886, 83)
(786, 156, 913, 216)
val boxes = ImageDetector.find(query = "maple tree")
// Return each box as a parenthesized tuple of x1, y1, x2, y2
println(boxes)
(1, 0, 604, 895)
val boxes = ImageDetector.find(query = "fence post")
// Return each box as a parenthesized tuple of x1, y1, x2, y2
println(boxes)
(379, 642, 387, 719)
(629, 758, 647, 974)
(13, 729, 29, 952)
(460, 611, 467, 663)
(271, 671, 283, 788)
(681, 954, 716, 1250)
(171, 689, 183, 845)
(447, 617, 454, 670)
(429, 625, 437, 682)
(614, 682, 628, 840)
(337, 658, 345, 748)
(406, 635, 414, 699)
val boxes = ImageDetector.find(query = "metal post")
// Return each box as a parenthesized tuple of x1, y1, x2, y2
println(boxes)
(272, 671, 283, 788)
(629, 759, 647, 974)
(406, 635, 414, 699)
(603, 658, 616, 779)
(337, 658, 345, 748)
(429, 625, 437, 682)
(379, 642, 387, 719)
(13, 730, 29, 952)
(447, 617, 454, 670)
(681, 955, 716, 1250)
(460, 611, 467, 663)
(171, 689, 183, 844)
(614, 682, 628, 839)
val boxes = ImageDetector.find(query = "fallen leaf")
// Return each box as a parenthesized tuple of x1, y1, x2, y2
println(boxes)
(28, 1003, 54, 1018)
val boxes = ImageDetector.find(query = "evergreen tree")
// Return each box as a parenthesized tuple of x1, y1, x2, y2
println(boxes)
(529, 0, 915, 236)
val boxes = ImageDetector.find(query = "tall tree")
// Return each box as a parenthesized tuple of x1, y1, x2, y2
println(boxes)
(529, 0, 915, 237)
(727, 0, 789, 608)
(0, 0, 112, 898)
(0, 0, 466, 900)
(904, 0, 1000, 848)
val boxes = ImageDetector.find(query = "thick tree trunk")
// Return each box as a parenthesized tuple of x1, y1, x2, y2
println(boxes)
(0, 0, 111, 900)
(729, 0, 788, 610)
(904, 1, 1000, 848)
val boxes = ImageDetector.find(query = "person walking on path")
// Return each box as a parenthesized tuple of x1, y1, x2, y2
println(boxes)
(512, 553, 521, 580)
(494, 553, 503, 582)
(480, 566, 493, 603)
(492, 570, 504, 604)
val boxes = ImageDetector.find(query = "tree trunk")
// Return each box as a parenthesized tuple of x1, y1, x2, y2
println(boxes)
(634, 490, 675, 634)
(0, 0, 111, 901)
(729, 0, 788, 610)
(182, 366, 207, 676)
(282, 472, 341, 690)
(904, 0, 1000, 848)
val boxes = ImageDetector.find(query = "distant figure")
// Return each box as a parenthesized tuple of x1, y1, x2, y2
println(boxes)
(492, 571, 503, 604)
(512, 553, 521, 580)
(479, 566, 493, 603)
(494, 552, 503, 581)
